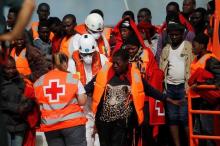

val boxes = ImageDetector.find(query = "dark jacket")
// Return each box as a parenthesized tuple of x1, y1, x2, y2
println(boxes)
(0, 75, 33, 132)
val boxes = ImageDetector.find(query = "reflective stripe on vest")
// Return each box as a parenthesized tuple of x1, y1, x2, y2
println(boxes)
(10, 48, 31, 76)
(41, 111, 84, 126)
(40, 98, 78, 110)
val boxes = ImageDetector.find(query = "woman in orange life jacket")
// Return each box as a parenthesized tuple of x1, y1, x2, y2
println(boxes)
(34, 52, 87, 146)
(85, 49, 182, 146)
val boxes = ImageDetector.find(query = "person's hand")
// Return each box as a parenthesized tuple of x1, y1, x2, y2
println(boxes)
(166, 97, 186, 106)
(92, 125, 98, 138)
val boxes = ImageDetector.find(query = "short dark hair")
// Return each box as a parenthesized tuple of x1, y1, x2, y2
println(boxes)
(38, 3, 50, 11)
(122, 10, 135, 22)
(90, 9, 104, 19)
(113, 49, 130, 62)
(63, 14, 76, 24)
(48, 17, 62, 27)
(194, 7, 207, 19)
(193, 33, 209, 47)
(166, 2, 180, 12)
(138, 8, 151, 16)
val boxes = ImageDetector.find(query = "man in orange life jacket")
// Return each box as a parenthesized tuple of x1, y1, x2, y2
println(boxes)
(10, 32, 49, 82)
(59, 14, 78, 73)
(74, 13, 111, 57)
(34, 52, 87, 146)
(84, 49, 181, 146)
(72, 34, 108, 146)
(30, 3, 53, 41)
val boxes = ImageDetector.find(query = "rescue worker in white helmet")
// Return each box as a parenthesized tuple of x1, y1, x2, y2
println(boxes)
(72, 34, 108, 146)
(73, 13, 112, 57)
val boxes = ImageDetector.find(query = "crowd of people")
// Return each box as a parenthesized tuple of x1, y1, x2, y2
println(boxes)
(0, 0, 219, 146)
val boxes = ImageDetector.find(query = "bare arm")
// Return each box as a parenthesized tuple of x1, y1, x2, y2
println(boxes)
(77, 93, 87, 106)
(0, 0, 35, 41)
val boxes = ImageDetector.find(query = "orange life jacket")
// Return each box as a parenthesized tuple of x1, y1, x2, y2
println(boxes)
(92, 62, 145, 125)
(10, 48, 31, 76)
(31, 21, 54, 40)
(72, 51, 102, 85)
(34, 69, 87, 132)
(74, 24, 111, 57)
(59, 36, 72, 58)
(191, 53, 216, 75)
(189, 53, 217, 97)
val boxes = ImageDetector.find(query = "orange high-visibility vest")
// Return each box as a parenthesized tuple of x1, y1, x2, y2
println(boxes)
(31, 21, 54, 40)
(75, 24, 111, 57)
(72, 51, 102, 85)
(34, 69, 87, 132)
(59, 36, 72, 58)
(10, 48, 31, 76)
(189, 53, 217, 97)
(92, 62, 145, 125)
(191, 53, 216, 75)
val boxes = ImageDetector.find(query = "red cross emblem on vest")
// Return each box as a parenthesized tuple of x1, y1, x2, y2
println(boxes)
(43, 79, 65, 102)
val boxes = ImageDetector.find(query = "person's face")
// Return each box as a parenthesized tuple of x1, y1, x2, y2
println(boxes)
(62, 18, 76, 36)
(125, 44, 139, 59)
(137, 11, 151, 23)
(3, 60, 17, 79)
(120, 28, 132, 41)
(192, 41, 204, 55)
(190, 12, 203, 26)
(7, 12, 16, 28)
(112, 56, 128, 75)
(182, 0, 195, 15)
(37, 5, 50, 21)
(166, 5, 179, 16)
(14, 35, 25, 50)
(50, 23, 62, 36)
(38, 26, 50, 43)
(168, 30, 184, 47)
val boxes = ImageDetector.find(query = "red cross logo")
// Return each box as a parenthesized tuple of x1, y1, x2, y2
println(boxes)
(43, 79, 65, 102)
(155, 100, 165, 116)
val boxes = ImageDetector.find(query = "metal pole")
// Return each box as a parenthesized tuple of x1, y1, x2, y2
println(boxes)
(123, 0, 129, 10)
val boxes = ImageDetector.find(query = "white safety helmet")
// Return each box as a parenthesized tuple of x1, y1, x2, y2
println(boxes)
(85, 13, 104, 32)
(79, 34, 97, 54)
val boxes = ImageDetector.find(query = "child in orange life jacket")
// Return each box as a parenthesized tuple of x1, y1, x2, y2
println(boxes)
(191, 33, 219, 146)
(72, 34, 108, 146)
(85, 49, 183, 146)
(34, 52, 87, 146)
